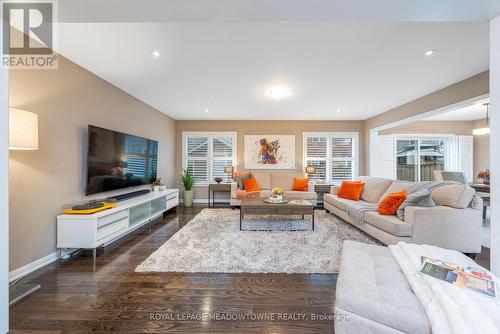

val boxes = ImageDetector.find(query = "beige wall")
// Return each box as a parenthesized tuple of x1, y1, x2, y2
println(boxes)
(380, 121, 473, 135)
(176, 120, 365, 199)
(9, 56, 176, 271)
(473, 119, 490, 181)
(364, 71, 489, 172)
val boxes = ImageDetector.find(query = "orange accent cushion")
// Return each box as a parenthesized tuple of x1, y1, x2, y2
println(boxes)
(378, 191, 407, 215)
(242, 177, 260, 192)
(337, 181, 365, 201)
(292, 178, 309, 192)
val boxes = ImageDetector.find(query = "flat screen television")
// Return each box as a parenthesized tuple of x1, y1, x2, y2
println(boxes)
(85, 125, 158, 195)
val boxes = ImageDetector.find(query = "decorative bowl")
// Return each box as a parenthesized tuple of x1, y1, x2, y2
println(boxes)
(214, 177, 223, 183)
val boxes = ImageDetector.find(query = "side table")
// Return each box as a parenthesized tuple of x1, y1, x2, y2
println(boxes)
(313, 184, 334, 207)
(208, 183, 231, 208)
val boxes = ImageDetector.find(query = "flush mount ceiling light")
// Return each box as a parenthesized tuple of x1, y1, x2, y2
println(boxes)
(268, 86, 290, 99)
(473, 102, 491, 136)
(204, 109, 209, 113)
(425, 49, 436, 56)
(152, 50, 160, 57)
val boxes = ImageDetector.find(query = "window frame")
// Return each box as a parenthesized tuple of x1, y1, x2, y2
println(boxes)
(303, 132, 359, 184)
(182, 131, 237, 185)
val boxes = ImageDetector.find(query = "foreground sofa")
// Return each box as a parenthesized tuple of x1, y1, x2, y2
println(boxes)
(230, 172, 316, 206)
(335, 241, 431, 334)
(324, 176, 482, 253)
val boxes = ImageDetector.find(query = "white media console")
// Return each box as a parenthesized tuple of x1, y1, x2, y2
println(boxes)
(57, 189, 179, 264)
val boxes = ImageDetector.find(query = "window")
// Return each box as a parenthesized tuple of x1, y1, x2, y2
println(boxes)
(396, 137, 448, 182)
(182, 132, 237, 185)
(303, 132, 358, 184)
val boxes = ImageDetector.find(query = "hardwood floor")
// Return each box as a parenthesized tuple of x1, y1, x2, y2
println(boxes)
(9, 206, 490, 333)
(9, 206, 338, 333)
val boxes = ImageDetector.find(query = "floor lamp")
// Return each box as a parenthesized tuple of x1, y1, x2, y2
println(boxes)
(8, 108, 41, 305)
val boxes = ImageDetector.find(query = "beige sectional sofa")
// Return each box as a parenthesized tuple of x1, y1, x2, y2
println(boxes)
(230, 172, 316, 206)
(324, 176, 482, 253)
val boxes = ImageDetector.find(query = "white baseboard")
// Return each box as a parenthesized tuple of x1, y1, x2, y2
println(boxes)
(9, 251, 59, 283)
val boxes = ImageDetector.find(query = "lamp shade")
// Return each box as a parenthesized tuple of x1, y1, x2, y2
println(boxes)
(9, 108, 39, 150)
(306, 166, 316, 174)
(224, 166, 234, 174)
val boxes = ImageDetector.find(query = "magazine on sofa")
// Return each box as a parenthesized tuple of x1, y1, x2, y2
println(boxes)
(419, 256, 497, 298)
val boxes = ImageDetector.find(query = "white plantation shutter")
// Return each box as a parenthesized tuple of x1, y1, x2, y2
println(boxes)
(306, 137, 327, 181)
(187, 160, 209, 183)
(370, 134, 396, 179)
(187, 137, 208, 157)
(458, 135, 473, 182)
(183, 133, 236, 185)
(304, 133, 358, 184)
(331, 138, 353, 158)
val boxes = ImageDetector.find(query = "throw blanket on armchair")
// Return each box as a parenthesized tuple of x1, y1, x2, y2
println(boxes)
(389, 242, 500, 334)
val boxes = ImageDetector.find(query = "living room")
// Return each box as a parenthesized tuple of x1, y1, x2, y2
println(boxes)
(1, 1, 500, 333)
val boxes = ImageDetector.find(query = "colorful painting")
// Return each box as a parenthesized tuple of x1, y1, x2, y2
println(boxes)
(244, 135, 295, 169)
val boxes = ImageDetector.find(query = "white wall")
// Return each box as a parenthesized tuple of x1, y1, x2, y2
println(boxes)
(490, 16, 500, 276)
(0, 17, 10, 334)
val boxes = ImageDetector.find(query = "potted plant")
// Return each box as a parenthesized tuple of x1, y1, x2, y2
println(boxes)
(152, 178, 162, 192)
(180, 168, 194, 207)
(477, 169, 490, 185)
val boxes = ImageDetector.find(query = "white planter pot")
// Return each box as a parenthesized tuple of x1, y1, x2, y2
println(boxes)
(183, 190, 194, 207)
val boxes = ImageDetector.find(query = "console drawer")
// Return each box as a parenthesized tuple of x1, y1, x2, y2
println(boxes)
(97, 210, 128, 228)
(97, 217, 128, 241)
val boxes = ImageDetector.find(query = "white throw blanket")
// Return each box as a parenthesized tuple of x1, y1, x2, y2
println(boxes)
(389, 242, 500, 334)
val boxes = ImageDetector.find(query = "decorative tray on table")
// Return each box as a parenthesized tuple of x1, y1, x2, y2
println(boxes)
(264, 197, 289, 204)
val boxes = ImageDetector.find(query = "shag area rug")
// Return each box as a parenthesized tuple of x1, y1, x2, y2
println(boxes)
(136, 209, 380, 274)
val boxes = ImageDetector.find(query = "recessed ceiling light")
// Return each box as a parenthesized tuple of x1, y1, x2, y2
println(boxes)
(268, 86, 290, 99)
(152, 51, 160, 57)
(337, 108, 341, 113)
(425, 49, 436, 56)
(204, 109, 209, 113)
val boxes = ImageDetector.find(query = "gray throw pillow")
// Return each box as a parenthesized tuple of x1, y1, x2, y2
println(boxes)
(397, 189, 435, 220)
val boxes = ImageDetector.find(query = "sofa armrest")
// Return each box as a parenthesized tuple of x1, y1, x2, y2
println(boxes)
(331, 186, 340, 195)
(405, 206, 482, 253)
(230, 182, 238, 198)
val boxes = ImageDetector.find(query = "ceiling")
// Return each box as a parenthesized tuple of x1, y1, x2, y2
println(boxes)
(57, 22, 489, 120)
(426, 99, 490, 121)
(58, 0, 500, 22)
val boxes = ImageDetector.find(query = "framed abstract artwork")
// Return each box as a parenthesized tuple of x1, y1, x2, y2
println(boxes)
(244, 135, 295, 169)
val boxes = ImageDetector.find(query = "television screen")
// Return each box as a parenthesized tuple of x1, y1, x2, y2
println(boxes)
(86, 125, 158, 195)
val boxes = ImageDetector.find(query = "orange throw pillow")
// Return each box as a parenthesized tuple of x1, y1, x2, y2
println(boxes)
(337, 181, 365, 201)
(242, 177, 260, 192)
(292, 178, 309, 191)
(378, 191, 407, 215)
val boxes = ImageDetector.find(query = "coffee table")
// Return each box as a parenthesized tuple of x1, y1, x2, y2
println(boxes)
(239, 197, 316, 231)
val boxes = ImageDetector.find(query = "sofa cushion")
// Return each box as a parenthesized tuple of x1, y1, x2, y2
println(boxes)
(431, 184, 475, 209)
(358, 176, 393, 203)
(335, 241, 430, 334)
(283, 190, 317, 200)
(270, 173, 306, 191)
(324, 194, 371, 212)
(379, 180, 414, 203)
(364, 211, 413, 237)
(252, 173, 271, 190)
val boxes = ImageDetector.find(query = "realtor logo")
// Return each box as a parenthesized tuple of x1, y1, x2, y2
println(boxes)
(2, 0, 57, 69)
